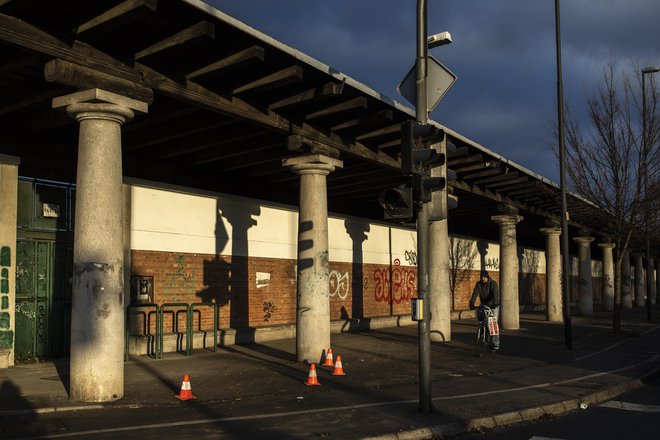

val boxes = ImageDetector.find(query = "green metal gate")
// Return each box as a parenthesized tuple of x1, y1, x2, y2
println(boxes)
(14, 178, 74, 362)
(14, 240, 73, 362)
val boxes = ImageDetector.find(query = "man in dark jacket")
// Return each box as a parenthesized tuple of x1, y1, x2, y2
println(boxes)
(469, 270, 500, 349)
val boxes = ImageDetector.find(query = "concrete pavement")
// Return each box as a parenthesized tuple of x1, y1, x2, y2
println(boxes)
(1, 307, 660, 439)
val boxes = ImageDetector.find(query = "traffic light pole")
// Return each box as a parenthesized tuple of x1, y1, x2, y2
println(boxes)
(416, 0, 433, 414)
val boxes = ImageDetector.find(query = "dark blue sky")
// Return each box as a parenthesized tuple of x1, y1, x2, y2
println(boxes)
(207, 1, 659, 183)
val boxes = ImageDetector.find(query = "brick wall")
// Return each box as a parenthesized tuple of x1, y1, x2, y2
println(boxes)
(131, 248, 576, 335)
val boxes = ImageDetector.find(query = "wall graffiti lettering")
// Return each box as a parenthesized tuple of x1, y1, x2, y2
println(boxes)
(329, 270, 349, 300)
(263, 301, 276, 322)
(485, 257, 499, 270)
(373, 267, 417, 304)
(404, 250, 417, 266)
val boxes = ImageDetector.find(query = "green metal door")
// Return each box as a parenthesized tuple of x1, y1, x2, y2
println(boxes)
(14, 240, 72, 362)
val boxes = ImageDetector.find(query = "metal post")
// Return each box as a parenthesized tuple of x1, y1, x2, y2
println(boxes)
(644, 71, 651, 322)
(555, 0, 572, 347)
(416, 0, 432, 414)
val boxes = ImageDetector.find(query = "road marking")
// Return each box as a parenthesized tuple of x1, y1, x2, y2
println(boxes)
(601, 401, 660, 413)
(12, 355, 660, 440)
(432, 355, 660, 400)
(529, 437, 568, 440)
(572, 325, 660, 362)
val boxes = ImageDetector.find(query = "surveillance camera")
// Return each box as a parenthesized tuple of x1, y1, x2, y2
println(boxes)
(428, 31, 452, 48)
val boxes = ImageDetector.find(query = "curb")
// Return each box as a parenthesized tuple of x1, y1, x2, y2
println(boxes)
(361, 361, 660, 440)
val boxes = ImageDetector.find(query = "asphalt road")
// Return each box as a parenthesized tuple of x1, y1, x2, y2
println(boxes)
(455, 375, 660, 440)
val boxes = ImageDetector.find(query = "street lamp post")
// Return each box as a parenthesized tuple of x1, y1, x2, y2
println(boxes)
(642, 66, 660, 323)
(555, 0, 572, 348)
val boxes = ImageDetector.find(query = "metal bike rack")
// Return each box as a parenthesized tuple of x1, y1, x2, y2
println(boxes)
(159, 302, 192, 357)
(189, 302, 218, 353)
(125, 303, 160, 361)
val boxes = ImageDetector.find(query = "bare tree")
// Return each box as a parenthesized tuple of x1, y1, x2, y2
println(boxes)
(563, 60, 659, 331)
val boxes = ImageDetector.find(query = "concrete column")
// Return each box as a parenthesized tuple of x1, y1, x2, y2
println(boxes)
(491, 214, 523, 329)
(632, 253, 644, 307)
(430, 218, 451, 342)
(649, 258, 656, 305)
(621, 252, 633, 309)
(283, 154, 343, 364)
(573, 236, 595, 315)
(0, 155, 19, 369)
(598, 242, 615, 311)
(540, 227, 562, 322)
(53, 89, 147, 402)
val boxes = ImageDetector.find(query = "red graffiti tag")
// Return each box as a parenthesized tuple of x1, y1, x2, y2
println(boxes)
(373, 267, 417, 304)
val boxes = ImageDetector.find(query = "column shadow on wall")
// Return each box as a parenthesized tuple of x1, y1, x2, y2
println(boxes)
(196, 198, 260, 344)
(342, 219, 369, 332)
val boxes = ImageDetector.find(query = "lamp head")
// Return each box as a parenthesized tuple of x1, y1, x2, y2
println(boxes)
(428, 31, 452, 49)
(642, 66, 660, 74)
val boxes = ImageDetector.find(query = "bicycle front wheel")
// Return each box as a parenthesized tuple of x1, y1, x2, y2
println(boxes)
(476, 325, 485, 357)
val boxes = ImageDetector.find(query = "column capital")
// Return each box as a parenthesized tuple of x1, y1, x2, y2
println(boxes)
(573, 236, 595, 246)
(491, 214, 523, 227)
(283, 154, 343, 176)
(597, 242, 616, 250)
(53, 88, 148, 125)
(539, 227, 561, 236)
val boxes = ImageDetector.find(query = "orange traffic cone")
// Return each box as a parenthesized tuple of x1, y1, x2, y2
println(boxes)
(322, 348, 334, 367)
(175, 374, 197, 400)
(332, 355, 346, 376)
(304, 364, 321, 386)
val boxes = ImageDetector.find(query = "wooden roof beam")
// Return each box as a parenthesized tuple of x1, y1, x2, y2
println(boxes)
(355, 123, 400, 142)
(454, 162, 489, 173)
(305, 97, 367, 120)
(448, 154, 483, 167)
(485, 176, 529, 189)
(44, 58, 153, 103)
(186, 46, 265, 80)
(507, 186, 541, 196)
(462, 168, 502, 180)
(134, 21, 215, 61)
(331, 109, 393, 133)
(75, 0, 157, 34)
(232, 65, 303, 96)
(269, 81, 344, 111)
(473, 171, 519, 186)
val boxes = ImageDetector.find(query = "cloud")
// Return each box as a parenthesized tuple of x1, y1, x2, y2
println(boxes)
(208, 0, 659, 183)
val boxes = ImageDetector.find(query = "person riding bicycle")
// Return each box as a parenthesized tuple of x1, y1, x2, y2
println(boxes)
(469, 270, 500, 350)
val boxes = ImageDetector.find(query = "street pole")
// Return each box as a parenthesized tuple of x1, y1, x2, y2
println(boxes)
(642, 66, 660, 322)
(416, 0, 432, 414)
(555, 0, 572, 347)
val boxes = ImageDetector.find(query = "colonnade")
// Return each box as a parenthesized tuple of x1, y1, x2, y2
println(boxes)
(2, 88, 657, 403)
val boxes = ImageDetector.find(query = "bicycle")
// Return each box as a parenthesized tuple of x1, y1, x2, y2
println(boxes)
(475, 305, 499, 357)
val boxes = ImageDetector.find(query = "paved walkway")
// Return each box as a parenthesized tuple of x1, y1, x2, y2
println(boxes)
(1, 307, 660, 439)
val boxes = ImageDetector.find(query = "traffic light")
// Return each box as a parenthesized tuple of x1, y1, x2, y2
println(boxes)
(400, 120, 443, 176)
(379, 185, 414, 221)
(429, 135, 459, 220)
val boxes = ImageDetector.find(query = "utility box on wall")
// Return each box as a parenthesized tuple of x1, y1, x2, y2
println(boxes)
(131, 275, 153, 304)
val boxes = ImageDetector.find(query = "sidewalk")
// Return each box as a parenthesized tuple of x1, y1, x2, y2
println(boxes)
(1, 307, 660, 439)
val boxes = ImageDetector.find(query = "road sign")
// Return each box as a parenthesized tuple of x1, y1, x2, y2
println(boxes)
(397, 55, 457, 113)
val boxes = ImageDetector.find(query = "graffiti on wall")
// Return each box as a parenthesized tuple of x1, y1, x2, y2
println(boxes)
(373, 267, 417, 304)
(404, 250, 417, 266)
(329, 270, 349, 300)
(0, 246, 13, 349)
(263, 301, 276, 322)
(161, 254, 197, 297)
